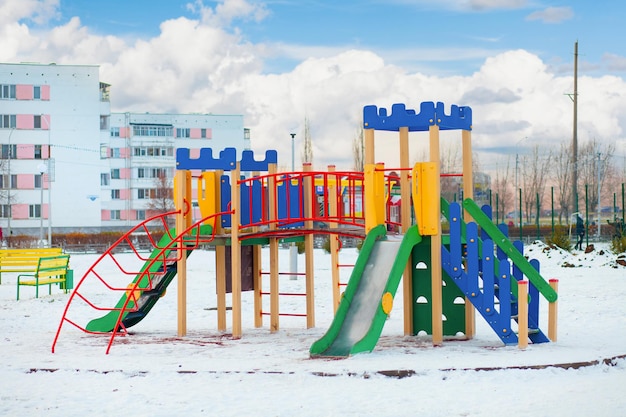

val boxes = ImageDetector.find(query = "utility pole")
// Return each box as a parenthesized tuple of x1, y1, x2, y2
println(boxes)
(572, 41, 579, 215)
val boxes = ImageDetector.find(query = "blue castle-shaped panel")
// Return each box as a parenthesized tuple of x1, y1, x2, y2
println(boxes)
(363, 102, 472, 132)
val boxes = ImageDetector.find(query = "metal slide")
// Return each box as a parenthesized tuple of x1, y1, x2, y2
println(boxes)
(86, 225, 212, 333)
(310, 224, 422, 357)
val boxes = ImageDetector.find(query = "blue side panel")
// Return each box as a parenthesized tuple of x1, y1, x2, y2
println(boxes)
(276, 176, 304, 228)
(497, 259, 517, 344)
(220, 175, 231, 228)
(240, 150, 278, 172)
(240, 179, 264, 226)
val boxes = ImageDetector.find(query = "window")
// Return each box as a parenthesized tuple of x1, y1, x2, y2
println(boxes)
(101, 173, 110, 186)
(176, 128, 190, 138)
(111, 148, 120, 158)
(152, 168, 167, 178)
(0, 174, 16, 189)
(1, 85, 16, 99)
(34, 115, 42, 129)
(133, 146, 173, 157)
(1, 144, 16, 159)
(137, 189, 150, 199)
(201, 128, 207, 138)
(111, 169, 120, 179)
(35, 174, 43, 189)
(111, 189, 120, 199)
(132, 125, 173, 137)
(136, 210, 146, 220)
(100, 144, 109, 159)
(100, 115, 109, 130)
(137, 168, 145, 178)
(0, 205, 10, 218)
(110, 210, 121, 220)
(110, 127, 120, 137)
(33, 86, 41, 100)
(29, 204, 42, 218)
(244, 128, 250, 140)
(1, 114, 17, 129)
(34, 145, 42, 159)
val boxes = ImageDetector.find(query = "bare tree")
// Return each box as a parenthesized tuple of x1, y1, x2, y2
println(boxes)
(301, 116, 313, 166)
(439, 143, 463, 202)
(553, 141, 573, 223)
(491, 156, 514, 221)
(352, 121, 364, 172)
(577, 138, 615, 218)
(147, 174, 174, 215)
(520, 145, 552, 224)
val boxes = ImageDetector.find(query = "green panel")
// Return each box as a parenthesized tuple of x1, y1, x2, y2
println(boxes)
(412, 237, 433, 334)
(411, 239, 466, 337)
(441, 269, 466, 335)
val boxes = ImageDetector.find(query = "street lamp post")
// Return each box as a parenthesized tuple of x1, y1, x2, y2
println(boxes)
(289, 133, 297, 280)
(41, 114, 52, 246)
(38, 163, 47, 248)
(6, 128, 15, 246)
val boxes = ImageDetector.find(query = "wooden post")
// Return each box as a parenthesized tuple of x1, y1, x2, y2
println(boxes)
(215, 170, 227, 331)
(268, 164, 279, 332)
(399, 126, 413, 335)
(517, 280, 529, 349)
(175, 170, 188, 337)
(230, 163, 242, 339)
(303, 163, 315, 328)
(462, 129, 476, 338)
(328, 165, 341, 312)
(548, 279, 559, 342)
(429, 124, 443, 346)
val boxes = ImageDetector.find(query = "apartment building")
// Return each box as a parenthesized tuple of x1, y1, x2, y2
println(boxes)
(105, 112, 249, 228)
(0, 62, 249, 240)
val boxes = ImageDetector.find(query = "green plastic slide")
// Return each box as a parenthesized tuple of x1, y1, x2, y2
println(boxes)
(310, 224, 422, 357)
(86, 224, 212, 332)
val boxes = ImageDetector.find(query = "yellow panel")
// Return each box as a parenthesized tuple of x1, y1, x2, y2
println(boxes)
(419, 162, 439, 235)
(412, 162, 423, 232)
(364, 163, 377, 233)
(197, 171, 217, 223)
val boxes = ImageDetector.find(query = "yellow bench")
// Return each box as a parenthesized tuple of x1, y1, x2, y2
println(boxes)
(0, 247, 64, 284)
(17, 254, 72, 300)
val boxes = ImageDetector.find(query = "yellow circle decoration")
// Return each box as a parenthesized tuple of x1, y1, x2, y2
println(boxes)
(381, 292, 394, 315)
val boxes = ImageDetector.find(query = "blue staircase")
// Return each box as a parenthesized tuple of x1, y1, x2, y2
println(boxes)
(441, 201, 550, 345)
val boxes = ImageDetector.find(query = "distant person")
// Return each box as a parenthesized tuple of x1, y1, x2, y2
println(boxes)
(575, 215, 585, 250)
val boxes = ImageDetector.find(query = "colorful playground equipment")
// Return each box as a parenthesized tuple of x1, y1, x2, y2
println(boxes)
(52, 102, 558, 356)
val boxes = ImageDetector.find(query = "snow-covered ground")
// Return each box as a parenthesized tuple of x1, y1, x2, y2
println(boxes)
(1, 241, 625, 417)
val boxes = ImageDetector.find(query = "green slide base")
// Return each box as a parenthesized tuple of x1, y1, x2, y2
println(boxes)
(310, 225, 422, 358)
(86, 225, 212, 332)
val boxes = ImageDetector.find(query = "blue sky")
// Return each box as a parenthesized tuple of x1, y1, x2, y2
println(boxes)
(50, 0, 623, 76)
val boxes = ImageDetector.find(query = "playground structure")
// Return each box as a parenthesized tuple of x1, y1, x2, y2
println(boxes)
(52, 102, 559, 356)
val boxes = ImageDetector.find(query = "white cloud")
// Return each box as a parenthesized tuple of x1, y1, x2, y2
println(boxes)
(1, 0, 625, 174)
(525, 6, 574, 24)
(186, 0, 269, 28)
